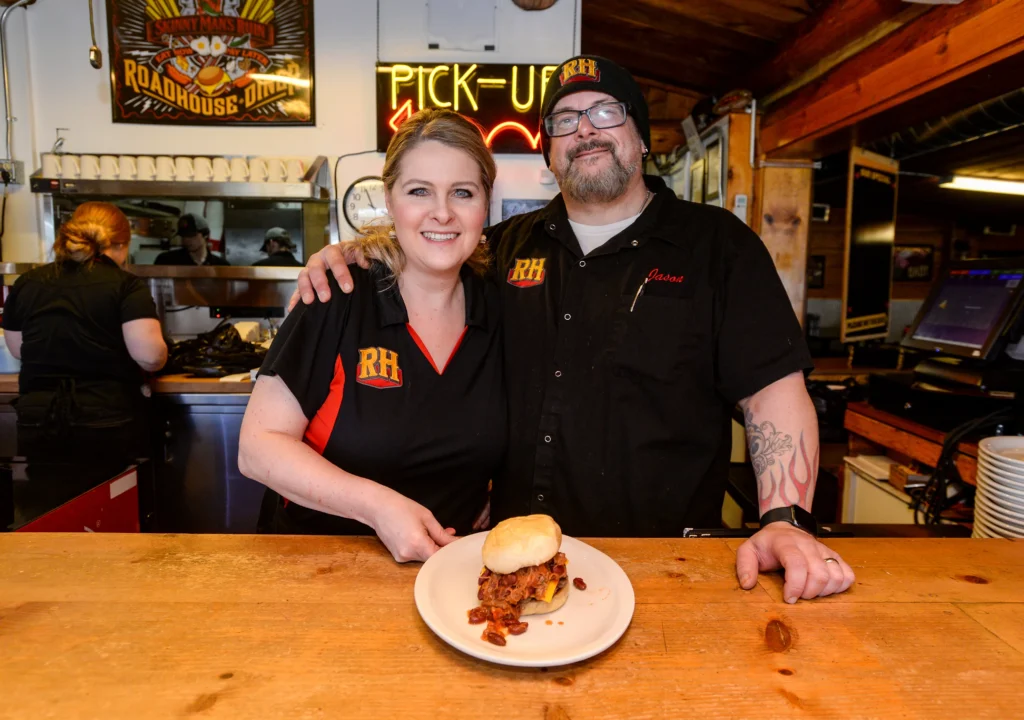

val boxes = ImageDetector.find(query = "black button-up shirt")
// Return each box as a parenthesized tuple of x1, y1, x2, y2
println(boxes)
(259, 264, 506, 535)
(488, 175, 812, 537)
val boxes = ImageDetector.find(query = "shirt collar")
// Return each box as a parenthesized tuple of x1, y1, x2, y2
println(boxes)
(371, 263, 488, 330)
(539, 174, 689, 252)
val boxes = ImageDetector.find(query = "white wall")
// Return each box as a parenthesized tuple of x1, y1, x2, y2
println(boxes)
(0, 0, 581, 261)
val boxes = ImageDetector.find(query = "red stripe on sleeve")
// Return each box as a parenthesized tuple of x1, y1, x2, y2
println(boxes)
(303, 354, 345, 455)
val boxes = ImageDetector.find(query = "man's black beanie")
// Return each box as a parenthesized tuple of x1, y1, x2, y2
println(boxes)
(539, 55, 650, 165)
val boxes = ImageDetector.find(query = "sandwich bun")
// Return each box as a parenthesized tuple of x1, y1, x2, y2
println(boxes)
(482, 514, 562, 575)
(520, 583, 569, 616)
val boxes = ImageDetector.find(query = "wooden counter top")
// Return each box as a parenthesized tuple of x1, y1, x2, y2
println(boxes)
(2, 534, 1022, 718)
(0, 372, 253, 395)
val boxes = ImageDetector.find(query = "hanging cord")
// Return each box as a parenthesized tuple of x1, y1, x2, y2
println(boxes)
(0, 167, 9, 243)
(911, 407, 1015, 525)
(333, 150, 379, 204)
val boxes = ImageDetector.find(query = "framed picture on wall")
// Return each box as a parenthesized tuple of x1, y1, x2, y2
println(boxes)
(502, 198, 549, 221)
(807, 255, 826, 289)
(107, 0, 316, 126)
(893, 245, 935, 282)
(705, 140, 722, 201)
(689, 158, 705, 204)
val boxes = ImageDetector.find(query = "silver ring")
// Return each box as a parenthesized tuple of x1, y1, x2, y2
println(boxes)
(824, 557, 839, 565)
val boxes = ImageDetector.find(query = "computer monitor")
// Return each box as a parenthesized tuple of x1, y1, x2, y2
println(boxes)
(902, 258, 1024, 361)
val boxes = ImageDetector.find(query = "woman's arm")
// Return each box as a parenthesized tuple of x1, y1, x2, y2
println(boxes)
(238, 374, 456, 561)
(4, 330, 21, 359)
(122, 318, 168, 372)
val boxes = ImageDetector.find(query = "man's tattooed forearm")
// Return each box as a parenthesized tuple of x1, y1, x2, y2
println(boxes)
(745, 410, 819, 513)
(745, 409, 792, 476)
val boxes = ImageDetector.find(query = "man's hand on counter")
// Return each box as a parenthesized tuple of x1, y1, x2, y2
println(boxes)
(736, 523, 855, 603)
(289, 244, 368, 311)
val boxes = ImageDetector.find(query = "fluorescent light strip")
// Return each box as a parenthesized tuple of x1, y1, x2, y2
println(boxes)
(939, 175, 1024, 196)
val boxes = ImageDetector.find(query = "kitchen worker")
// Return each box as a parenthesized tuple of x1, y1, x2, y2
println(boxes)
(154, 213, 230, 266)
(238, 109, 505, 563)
(294, 57, 855, 603)
(2, 201, 167, 467)
(252, 227, 302, 267)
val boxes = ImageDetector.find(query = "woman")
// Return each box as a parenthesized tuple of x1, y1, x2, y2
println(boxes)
(2, 201, 167, 463)
(239, 108, 505, 562)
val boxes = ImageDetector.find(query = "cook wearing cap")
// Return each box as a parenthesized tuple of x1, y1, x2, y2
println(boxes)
(253, 227, 302, 267)
(154, 213, 230, 266)
(294, 55, 854, 605)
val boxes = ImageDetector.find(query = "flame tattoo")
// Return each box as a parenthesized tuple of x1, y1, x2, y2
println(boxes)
(746, 410, 818, 515)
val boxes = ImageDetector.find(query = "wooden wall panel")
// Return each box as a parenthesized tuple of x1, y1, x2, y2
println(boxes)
(754, 166, 813, 325)
(807, 211, 950, 301)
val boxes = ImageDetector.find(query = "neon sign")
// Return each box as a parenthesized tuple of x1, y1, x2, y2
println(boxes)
(376, 63, 558, 154)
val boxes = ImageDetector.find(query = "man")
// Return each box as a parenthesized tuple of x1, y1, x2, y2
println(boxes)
(253, 227, 302, 267)
(154, 213, 230, 266)
(295, 56, 854, 603)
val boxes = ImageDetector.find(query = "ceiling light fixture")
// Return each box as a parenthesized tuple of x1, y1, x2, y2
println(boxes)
(939, 175, 1024, 196)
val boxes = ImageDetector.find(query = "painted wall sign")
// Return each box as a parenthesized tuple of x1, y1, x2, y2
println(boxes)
(108, 0, 315, 126)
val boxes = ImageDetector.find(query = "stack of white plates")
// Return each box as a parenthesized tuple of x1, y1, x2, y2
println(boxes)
(974, 437, 1024, 538)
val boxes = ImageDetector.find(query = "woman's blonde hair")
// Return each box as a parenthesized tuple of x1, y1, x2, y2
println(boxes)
(346, 108, 496, 280)
(54, 201, 131, 264)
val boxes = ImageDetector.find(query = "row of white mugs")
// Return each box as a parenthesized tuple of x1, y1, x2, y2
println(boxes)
(40, 154, 306, 183)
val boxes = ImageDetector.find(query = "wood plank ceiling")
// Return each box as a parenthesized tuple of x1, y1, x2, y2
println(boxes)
(582, 0, 817, 97)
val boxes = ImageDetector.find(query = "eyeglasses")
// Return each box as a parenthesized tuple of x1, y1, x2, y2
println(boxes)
(543, 101, 630, 137)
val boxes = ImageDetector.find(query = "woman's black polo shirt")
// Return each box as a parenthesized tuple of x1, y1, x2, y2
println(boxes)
(486, 175, 813, 537)
(2, 257, 158, 394)
(258, 263, 506, 535)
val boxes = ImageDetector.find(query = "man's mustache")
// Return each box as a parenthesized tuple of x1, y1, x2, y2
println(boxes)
(567, 140, 615, 162)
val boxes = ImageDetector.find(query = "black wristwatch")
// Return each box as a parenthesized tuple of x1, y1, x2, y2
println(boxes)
(759, 505, 818, 537)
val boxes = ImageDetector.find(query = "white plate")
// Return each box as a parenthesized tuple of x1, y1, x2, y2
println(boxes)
(979, 437, 1024, 467)
(977, 461, 1024, 496)
(977, 476, 1024, 512)
(414, 532, 635, 667)
(978, 451, 1024, 477)
(974, 481, 1024, 516)
(976, 492, 1024, 526)
(974, 496, 1024, 536)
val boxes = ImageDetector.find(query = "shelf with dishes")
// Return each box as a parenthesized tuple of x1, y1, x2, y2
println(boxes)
(29, 155, 331, 200)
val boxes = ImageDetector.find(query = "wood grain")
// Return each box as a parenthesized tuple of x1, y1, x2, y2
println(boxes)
(753, 165, 812, 326)
(844, 403, 979, 485)
(760, 0, 1024, 156)
(1, 535, 1023, 719)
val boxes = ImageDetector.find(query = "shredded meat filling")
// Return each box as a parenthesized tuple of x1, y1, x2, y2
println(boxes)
(468, 552, 569, 644)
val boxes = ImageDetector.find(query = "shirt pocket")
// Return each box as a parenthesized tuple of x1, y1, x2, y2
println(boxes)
(611, 295, 701, 382)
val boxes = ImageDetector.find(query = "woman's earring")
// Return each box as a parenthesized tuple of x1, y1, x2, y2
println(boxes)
(480, 234, 487, 245)
(388, 224, 397, 240)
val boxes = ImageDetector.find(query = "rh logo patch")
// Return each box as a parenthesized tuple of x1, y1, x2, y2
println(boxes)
(357, 347, 403, 388)
(559, 58, 600, 85)
(507, 258, 547, 288)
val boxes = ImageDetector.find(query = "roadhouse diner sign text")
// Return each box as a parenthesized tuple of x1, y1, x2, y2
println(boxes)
(376, 63, 559, 154)
(108, 0, 315, 126)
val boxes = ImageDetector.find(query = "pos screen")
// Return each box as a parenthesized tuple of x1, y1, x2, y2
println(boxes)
(903, 260, 1024, 360)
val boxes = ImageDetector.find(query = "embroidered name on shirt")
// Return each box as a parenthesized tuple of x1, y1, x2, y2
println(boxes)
(507, 258, 547, 288)
(559, 58, 600, 85)
(647, 268, 685, 284)
(357, 347, 404, 388)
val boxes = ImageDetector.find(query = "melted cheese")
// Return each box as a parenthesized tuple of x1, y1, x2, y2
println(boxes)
(542, 579, 558, 603)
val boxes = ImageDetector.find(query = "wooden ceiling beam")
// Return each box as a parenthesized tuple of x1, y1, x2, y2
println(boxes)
(759, 0, 1024, 158)
(748, 0, 917, 98)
